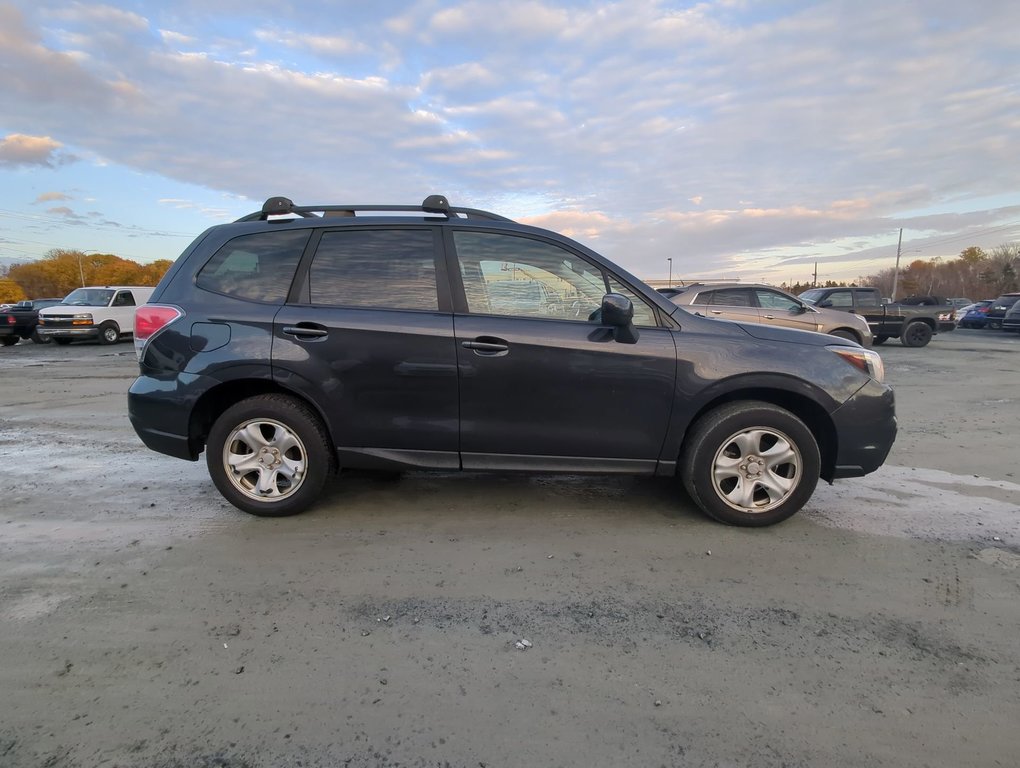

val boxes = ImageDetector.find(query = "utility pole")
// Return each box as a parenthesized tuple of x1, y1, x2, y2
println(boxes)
(667, 257, 672, 287)
(813, 262, 817, 287)
(891, 228, 903, 300)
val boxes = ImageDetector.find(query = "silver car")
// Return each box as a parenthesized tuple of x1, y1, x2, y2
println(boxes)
(669, 283, 873, 346)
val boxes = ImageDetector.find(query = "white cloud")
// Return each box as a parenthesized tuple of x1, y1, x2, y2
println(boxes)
(0, 134, 75, 167)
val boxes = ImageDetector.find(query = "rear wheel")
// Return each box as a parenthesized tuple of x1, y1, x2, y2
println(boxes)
(680, 401, 820, 527)
(206, 394, 335, 517)
(987, 320, 1002, 330)
(98, 321, 120, 345)
(900, 321, 933, 347)
(873, 335, 888, 345)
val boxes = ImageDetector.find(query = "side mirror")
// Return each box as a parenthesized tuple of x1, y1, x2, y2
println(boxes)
(601, 293, 639, 344)
(817, 300, 833, 308)
(793, 304, 808, 315)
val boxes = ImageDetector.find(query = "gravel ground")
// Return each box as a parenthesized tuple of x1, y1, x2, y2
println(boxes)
(0, 328, 1018, 768)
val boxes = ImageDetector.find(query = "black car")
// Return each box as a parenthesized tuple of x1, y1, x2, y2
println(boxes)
(985, 293, 1020, 330)
(128, 195, 896, 527)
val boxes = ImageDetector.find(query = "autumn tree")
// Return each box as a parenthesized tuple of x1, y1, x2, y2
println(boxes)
(5, 250, 171, 298)
(0, 277, 27, 303)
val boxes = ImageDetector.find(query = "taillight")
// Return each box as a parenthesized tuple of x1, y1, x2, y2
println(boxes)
(134, 304, 183, 360)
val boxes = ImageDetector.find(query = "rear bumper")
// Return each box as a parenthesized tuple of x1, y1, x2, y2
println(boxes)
(128, 372, 210, 461)
(829, 379, 896, 479)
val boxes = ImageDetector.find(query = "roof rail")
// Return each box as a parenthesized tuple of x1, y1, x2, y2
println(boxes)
(236, 195, 512, 222)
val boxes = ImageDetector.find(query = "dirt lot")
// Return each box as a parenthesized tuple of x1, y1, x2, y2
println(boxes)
(1, 329, 1018, 768)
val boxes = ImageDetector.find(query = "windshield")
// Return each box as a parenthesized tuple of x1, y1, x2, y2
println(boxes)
(62, 288, 115, 307)
(798, 289, 825, 305)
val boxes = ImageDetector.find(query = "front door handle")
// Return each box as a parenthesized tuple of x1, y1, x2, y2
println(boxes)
(763, 314, 775, 319)
(282, 325, 328, 339)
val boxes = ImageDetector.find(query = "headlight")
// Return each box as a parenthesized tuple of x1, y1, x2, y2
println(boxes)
(827, 344, 885, 382)
(72, 313, 94, 325)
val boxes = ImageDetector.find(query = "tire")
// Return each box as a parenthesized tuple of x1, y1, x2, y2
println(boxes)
(828, 329, 858, 343)
(900, 321, 933, 347)
(873, 335, 888, 345)
(98, 321, 120, 345)
(30, 330, 51, 344)
(680, 401, 820, 527)
(53, 338, 73, 345)
(0, 336, 17, 346)
(987, 320, 1002, 330)
(206, 394, 335, 517)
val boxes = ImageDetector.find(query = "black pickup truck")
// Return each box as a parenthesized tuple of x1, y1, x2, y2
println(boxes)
(798, 287, 955, 347)
(0, 298, 65, 345)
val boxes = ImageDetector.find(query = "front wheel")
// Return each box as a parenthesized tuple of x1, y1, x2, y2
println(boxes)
(206, 394, 335, 517)
(30, 330, 50, 344)
(900, 321, 933, 347)
(680, 401, 820, 527)
(98, 321, 120, 345)
(828, 329, 859, 343)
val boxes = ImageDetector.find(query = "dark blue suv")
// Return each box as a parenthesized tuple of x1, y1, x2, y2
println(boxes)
(128, 195, 895, 527)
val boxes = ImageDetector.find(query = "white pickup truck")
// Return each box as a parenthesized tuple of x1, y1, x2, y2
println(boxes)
(37, 286, 155, 345)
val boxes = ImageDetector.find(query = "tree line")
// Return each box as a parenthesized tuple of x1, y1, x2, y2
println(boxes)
(782, 244, 1019, 299)
(0, 250, 173, 303)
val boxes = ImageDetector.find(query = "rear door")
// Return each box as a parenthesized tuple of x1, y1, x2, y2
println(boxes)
(447, 229, 676, 468)
(273, 226, 459, 467)
(689, 287, 761, 325)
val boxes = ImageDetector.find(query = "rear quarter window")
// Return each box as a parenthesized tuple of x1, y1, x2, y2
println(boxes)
(197, 229, 310, 303)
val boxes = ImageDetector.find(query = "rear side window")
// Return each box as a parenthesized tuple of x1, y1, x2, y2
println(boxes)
(307, 229, 438, 311)
(702, 288, 752, 307)
(197, 230, 310, 303)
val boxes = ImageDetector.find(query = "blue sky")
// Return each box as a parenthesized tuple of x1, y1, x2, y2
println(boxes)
(1, 0, 1018, 285)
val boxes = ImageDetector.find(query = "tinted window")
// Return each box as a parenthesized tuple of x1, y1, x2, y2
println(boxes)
(855, 292, 880, 307)
(454, 231, 607, 321)
(702, 288, 753, 307)
(308, 229, 438, 311)
(113, 291, 136, 307)
(197, 230, 310, 303)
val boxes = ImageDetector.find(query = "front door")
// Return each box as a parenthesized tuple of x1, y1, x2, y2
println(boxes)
(448, 229, 677, 470)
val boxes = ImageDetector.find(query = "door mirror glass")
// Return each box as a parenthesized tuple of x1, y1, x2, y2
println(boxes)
(601, 293, 639, 344)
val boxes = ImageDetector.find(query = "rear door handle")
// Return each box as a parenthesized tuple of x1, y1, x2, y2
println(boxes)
(462, 338, 509, 356)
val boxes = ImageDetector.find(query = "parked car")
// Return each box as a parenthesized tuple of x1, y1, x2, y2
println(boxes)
(669, 283, 873, 346)
(1002, 300, 1020, 333)
(128, 194, 895, 528)
(956, 300, 993, 329)
(798, 287, 955, 347)
(0, 298, 64, 345)
(984, 293, 1020, 330)
(37, 286, 155, 344)
(946, 297, 973, 311)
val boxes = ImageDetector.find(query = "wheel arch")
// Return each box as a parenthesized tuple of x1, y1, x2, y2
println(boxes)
(187, 378, 334, 459)
(670, 383, 839, 483)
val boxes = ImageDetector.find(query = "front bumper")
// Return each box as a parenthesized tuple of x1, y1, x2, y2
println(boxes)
(829, 379, 897, 479)
(37, 326, 99, 339)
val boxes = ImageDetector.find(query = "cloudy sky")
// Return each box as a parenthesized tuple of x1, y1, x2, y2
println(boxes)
(1, 0, 1018, 285)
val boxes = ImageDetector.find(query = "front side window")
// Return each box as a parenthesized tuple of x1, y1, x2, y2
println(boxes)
(755, 289, 800, 311)
(823, 290, 855, 308)
(308, 229, 438, 311)
(197, 229, 310, 304)
(454, 231, 607, 321)
(606, 277, 658, 327)
(113, 291, 136, 307)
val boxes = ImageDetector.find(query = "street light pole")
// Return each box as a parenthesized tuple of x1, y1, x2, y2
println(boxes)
(667, 257, 672, 287)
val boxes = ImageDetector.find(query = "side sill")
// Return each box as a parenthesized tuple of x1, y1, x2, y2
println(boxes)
(462, 453, 658, 474)
(336, 447, 460, 471)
